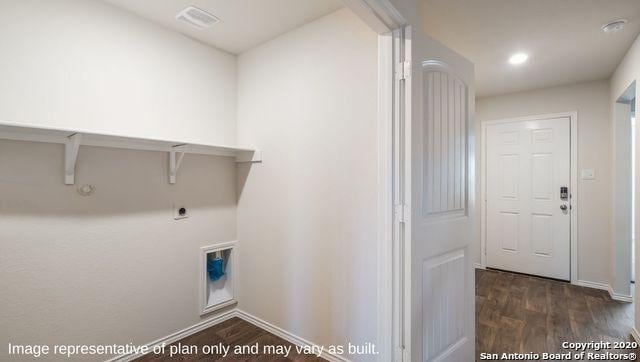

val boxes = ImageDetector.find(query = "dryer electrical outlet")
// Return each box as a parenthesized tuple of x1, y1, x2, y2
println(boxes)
(174, 205, 189, 220)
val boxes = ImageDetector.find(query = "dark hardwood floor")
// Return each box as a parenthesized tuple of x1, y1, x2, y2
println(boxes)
(135, 269, 636, 361)
(476, 268, 637, 360)
(135, 317, 325, 361)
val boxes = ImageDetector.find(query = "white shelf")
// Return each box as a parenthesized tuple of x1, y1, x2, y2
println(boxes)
(0, 122, 261, 184)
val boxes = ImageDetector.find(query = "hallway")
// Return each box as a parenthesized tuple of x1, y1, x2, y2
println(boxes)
(476, 269, 636, 360)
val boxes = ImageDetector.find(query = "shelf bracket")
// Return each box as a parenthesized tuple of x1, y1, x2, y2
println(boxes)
(169, 145, 187, 184)
(65, 133, 82, 185)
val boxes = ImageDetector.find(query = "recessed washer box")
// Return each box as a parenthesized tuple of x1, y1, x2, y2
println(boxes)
(200, 241, 237, 315)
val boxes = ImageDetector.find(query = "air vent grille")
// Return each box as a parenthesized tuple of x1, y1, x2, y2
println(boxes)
(176, 6, 219, 29)
(601, 19, 627, 34)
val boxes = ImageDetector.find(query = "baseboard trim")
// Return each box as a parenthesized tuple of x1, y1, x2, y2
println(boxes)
(573, 280, 609, 291)
(573, 280, 633, 303)
(106, 309, 237, 362)
(107, 309, 351, 362)
(235, 309, 350, 362)
(474, 263, 485, 270)
(631, 327, 640, 343)
(608, 285, 633, 303)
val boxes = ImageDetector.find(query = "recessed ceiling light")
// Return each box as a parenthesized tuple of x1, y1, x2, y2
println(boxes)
(601, 19, 627, 33)
(509, 53, 528, 65)
(176, 6, 219, 29)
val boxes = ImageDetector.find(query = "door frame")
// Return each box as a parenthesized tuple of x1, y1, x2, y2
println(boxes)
(612, 81, 636, 300)
(340, 1, 407, 360)
(480, 111, 579, 284)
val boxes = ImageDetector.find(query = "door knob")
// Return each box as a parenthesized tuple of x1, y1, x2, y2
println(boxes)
(560, 205, 568, 211)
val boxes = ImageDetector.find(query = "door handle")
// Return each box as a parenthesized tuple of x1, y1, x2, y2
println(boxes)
(560, 205, 568, 211)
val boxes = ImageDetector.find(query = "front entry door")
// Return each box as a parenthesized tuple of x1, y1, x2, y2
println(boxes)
(485, 117, 571, 280)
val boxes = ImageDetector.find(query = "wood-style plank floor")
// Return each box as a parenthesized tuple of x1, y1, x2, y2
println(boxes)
(135, 317, 324, 361)
(476, 268, 636, 360)
(136, 269, 636, 361)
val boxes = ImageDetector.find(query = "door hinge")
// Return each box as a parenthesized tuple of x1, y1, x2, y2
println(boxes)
(394, 204, 409, 223)
(395, 61, 411, 81)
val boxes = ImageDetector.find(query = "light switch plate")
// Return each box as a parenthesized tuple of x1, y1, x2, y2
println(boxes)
(581, 169, 595, 180)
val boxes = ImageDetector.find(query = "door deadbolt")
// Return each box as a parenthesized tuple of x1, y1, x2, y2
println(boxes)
(560, 186, 569, 200)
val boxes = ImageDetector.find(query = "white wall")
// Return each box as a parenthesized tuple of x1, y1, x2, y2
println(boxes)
(476, 80, 612, 286)
(0, 0, 239, 360)
(611, 35, 640, 104)
(236, 8, 379, 360)
(610, 33, 640, 332)
(0, 1, 382, 359)
(0, 0, 237, 146)
(0, 140, 237, 360)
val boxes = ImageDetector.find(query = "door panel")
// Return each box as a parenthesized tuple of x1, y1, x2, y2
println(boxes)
(500, 154, 519, 198)
(486, 118, 570, 280)
(422, 70, 467, 216)
(406, 27, 475, 362)
(500, 212, 519, 252)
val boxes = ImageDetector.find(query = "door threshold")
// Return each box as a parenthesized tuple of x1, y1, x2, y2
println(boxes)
(485, 267, 570, 283)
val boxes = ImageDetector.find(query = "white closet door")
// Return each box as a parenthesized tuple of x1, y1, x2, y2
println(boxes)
(486, 117, 571, 280)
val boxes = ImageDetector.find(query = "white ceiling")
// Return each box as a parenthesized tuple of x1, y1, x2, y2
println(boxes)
(102, 0, 344, 54)
(422, 0, 640, 97)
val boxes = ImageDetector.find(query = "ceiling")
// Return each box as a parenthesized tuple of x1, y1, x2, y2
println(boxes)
(422, 0, 640, 97)
(102, 0, 344, 54)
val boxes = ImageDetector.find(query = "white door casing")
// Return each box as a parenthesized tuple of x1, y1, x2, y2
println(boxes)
(404, 26, 475, 362)
(485, 117, 571, 280)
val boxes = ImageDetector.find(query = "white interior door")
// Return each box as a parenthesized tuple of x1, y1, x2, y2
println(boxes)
(485, 117, 571, 280)
(404, 26, 475, 362)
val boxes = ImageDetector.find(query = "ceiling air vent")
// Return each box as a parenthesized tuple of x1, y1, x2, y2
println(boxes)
(601, 19, 627, 34)
(176, 6, 219, 29)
